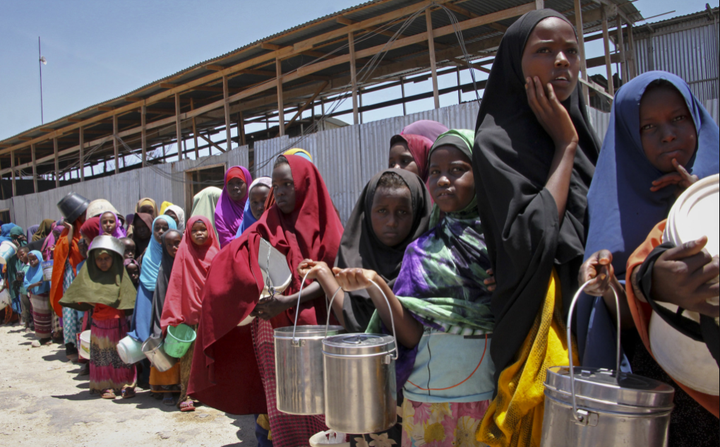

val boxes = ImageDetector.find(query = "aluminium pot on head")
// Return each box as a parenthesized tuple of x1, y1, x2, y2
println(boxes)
(89, 235, 125, 258)
(57, 192, 90, 224)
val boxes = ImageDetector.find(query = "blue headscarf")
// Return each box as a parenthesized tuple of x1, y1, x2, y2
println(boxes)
(0, 223, 17, 243)
(579, 71, 719, 368)
(138, 215, 177, 291)
(235, 177, 272, 238)
(24, 250, 50, 295)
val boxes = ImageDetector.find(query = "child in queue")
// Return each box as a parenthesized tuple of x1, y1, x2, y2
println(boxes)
(161, 217, 220, 411)
(100, 211, 126, 238)
(580, 71, 719, 444)
(60, 236, 137, 399)
(120, 237, 136, 260)
(333, 130, 495, 447)
(25, 250, 52, 346)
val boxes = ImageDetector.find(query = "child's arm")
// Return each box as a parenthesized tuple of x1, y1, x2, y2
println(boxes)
(62, 221, 74, 244)
(298, 260, 346, 327)
(333, 267, 423, 349)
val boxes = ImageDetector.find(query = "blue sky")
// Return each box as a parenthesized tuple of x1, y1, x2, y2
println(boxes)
(1, 0, 717, 140)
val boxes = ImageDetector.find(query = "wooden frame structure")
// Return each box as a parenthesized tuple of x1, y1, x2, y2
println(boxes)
(0, 0, 641, 197)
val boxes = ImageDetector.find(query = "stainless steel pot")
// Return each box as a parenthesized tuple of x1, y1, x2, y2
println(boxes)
(541, 281, 675, 447)
(142, 336, 178, 372)
(323, 333, 397, 434)
(274, 325, 345, 415)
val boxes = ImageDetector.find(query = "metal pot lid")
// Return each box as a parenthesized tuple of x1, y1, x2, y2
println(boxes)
(323, 333, 395, 356)
(89, 235, 125, 258)
(545, 366, 675, 408)
(274, 325, 345, 339)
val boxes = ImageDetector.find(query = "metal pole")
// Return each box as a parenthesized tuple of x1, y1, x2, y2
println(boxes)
(38, 37, 44, 124)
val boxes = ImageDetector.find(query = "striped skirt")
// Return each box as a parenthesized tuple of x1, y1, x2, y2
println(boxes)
(29, 293, 52, 339)
(90, 318, 136, 393)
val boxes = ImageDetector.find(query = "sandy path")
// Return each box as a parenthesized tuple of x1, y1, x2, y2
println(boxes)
(0, 324, 256, 447)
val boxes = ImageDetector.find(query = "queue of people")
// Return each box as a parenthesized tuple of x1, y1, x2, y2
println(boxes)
(0, 9, 717, 447)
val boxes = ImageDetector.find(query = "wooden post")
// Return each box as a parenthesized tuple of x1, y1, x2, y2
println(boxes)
(191, 98, 199, 158)
(53, 137, 59, 188)
(276, 59, 285, 137)
(426, 10, 440, 109)
(601, 6, 614, 96)
(616, 17, 627, 83)
(574, 0, 589, 103)
(535, 0, 544, 8)
(401, 77, 407, 116)
(175, 92, 183, 160)
(238, 111, 246, 146)
(79, 126, 85, 181)
(223, 76, 232, 150)
(359, 88, 363, 124)
(349, 32, 359, 125)
(31, 144, 38, 193)
(627, 23, 637, 79)
(141, 105, 147, 167)
(10, 151, 16, 198)
(113, 114, 119, 174)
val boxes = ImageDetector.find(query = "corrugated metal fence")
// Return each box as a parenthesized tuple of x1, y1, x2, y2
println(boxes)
(3, 102, 613, 229)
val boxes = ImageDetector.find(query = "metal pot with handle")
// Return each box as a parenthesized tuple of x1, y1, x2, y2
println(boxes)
(541, 281, 675, 447)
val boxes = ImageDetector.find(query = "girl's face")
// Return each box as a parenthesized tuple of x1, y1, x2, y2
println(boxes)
(95, 252, 113, 272)
(521, 17, 580, 103)
(227, 177, 248, 202)
(639, 85, 697, 173)
(126, 263, 140, 285)
(164, 210, 180, 228)
(163, 231, 182, 257)
(28, 253, 40, 268)
(122, 239, 136, 259)
(153, 219, 169, 243)
(388, 142, 419, 176)
(428, 145, 475, 213)
(100, 212, 117, 235)
(370, 186, 414, 247)
(139, 204, 155, 215)
(190, 221, 209, 246)
(249, 186, 270, 220)
(134, 215, 151, 240)
(272, 163, 296, 214)
(18, 248, 29, 264)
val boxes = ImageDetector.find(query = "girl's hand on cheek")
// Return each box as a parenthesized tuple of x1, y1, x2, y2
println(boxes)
(332, 267, 376, 291)
(484, 268, 497, 292)
(525, 76, 579, 151)
(650, 158, 699, 194)
(652, 236, 719, 318)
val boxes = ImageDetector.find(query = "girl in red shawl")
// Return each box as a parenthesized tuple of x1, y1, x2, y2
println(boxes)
(189, 154, 343, 447)
(388, 120, 448, 182)
(161, 216, 220, 411)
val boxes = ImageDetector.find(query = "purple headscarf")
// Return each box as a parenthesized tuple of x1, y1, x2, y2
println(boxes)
(214, 165, 253, 247)
(98, 211, 127, 238)
(401, 120, 448, 143)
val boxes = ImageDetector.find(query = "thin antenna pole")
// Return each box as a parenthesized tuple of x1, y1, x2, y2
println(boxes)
(38, 37, 44, 124)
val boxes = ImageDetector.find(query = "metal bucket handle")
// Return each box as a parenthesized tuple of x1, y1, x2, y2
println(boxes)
(323, 281, 400, 361)
(291, 271, 313, 344)
(566, 279, 622, 424)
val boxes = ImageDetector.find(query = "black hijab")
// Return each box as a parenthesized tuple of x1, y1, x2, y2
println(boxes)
(335, 168, 432, 332)
(149, 230, 180, 340)
(472, 9, 600, 384)
(132, 212, 153, 258)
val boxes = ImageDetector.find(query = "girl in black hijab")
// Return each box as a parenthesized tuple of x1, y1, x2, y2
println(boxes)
(472, 9, 599, 445)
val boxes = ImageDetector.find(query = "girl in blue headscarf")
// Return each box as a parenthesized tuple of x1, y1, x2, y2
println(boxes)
(128, 215, 177, 343)
(235, 177, 272, 238)
(24, 250, 52, 343)
(579, 71, 719, 443)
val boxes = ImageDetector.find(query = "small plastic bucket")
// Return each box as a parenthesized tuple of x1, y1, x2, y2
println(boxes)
(309, 431, 349, 447)
(117, 335, 145, 364)
(0, 240, 17, 265)
(41, 261, 54, 282)
(164, 324, 196, 358)
(0, 287, 11, 311)
(78, 330, 91, 360)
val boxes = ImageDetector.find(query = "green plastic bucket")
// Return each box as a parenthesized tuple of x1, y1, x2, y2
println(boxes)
(164, 323, 196, 358)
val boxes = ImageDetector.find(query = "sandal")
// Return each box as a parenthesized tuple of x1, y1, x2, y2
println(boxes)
(179, 399, 196, 412)
(121, 387, 136, 399)
(101, 389, 116, 399)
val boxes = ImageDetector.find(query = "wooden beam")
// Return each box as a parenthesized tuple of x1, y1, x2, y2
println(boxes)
(601, 5, 614, 95)
(141, 105, 147, 167)
(223, 76, 232, 151)
(586, 52, 621, 68)
(191, 98, 199, 158)
(10, 151, 16, 197)
(97, 106, 114, 112)
(574, 0, 589, 103)
(198, 134, 226, 153)
(238, 111, 246, 146)
(160, 83, 177, 89)
(113, 115, 119, 173)
(31, 144, 38, 193)
(67, 118, 84, 123)
(53, 138, 59, 188)
(124, 96, 144, 102)
(349, 32, 359, 125)
(285, 81, 328, 132)
(204, 64, 225, 71)
(276, 58, 285, 137)
(175, 92, 183, 160)
(79, 126, 85, 182)
(261, 42, 281, 51)
(616, 17, 627, 82)
(627, 23, 637, 78)
(426, 10, 440, 109)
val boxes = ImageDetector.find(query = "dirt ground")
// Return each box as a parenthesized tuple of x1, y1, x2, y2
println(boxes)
(0, 323, 257, 447)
